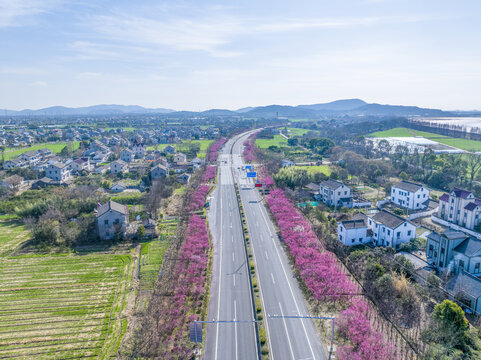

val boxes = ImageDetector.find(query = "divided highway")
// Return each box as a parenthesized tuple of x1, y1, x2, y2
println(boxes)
(204, 135, 258, 360)
(205, 130, 326, 360)
(232, 132, 327, 360)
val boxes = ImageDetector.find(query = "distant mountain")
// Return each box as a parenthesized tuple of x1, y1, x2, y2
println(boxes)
(4, 104, 175, 116)
(236, 106, 257, 113)
(347, 103, 451, 117)
(200, 109, 238, 116)
(297, 98, 367, 111)
(242, 105, 318, 118)
(2, 99, 455, 118)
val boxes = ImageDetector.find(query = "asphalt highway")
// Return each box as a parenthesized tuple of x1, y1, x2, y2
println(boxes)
(232, 132, 327, 360)
(204, 135, 258, 360)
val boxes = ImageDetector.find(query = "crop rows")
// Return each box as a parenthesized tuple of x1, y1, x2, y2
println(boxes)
(0, 253, 133, 359)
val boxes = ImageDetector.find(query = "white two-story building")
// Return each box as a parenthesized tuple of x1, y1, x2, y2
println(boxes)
(391, 180, 430, 210)
(338, 210, 416, 248)
(319, 180, 353, 208)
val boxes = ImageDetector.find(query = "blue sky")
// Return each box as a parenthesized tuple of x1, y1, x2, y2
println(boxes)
(0, 0, 480, 111)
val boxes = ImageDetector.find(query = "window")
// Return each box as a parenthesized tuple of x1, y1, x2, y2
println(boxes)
(397, 231, 401, 237)
(339, 235, 342, 241)
(475, 263, 480, 272)
(105, 231, 110, 237)
(359, 238, 363, 242)
(459, 260, 465, 269)
(404, 223, 407, 226)
(351, 238, 355, 243)
(387, 229, 391, 235)
(417, 194, 420, 198)
(441, 247, 445, 254)
(408, 230, 412, 236)
(104, 219, 109, 225)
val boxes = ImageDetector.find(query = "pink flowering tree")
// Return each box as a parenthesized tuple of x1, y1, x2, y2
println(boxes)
(265, 188, 398, 358)
(208, 138, 227, 162)
(202, 165, 217, 182)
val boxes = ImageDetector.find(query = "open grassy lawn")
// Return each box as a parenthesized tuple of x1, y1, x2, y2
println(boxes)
(4, 142, 81, 161)
(292, 165, 331, 176)
(255, 135, 288, 149)
(146, 139, 214, 158)
(369, 127, 481, 152)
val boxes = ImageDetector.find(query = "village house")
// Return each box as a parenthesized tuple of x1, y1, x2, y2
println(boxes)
(176, 173, 191, 184)
(150, 164, 168, 179)
(445, 271, 481, 315)
(174, 152, 187, 164)
(337, 213, 371, 246)
(437, 187, 481, 231)
(163, 145, 176, 154)
(3, 158, 27, 170)
(95, 200, 129, 240)
(120, 149, 134, 163)
(70, 157, 91, 173)
(427, 229, 481, 275)
(110, 183, 126, 193)
(131, 139, 145, 158)
(110, 160, 128, 174)
(319, 179, 353, 208)
(338, 210, 416, 248)
(46, 162, 71, 182)
(391, 180, 430, 210)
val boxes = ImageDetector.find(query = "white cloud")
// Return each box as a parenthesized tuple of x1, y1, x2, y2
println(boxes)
(28, 80, 48, 87)
(0, 0, 60, 27)
(78, 10, 430, 60)
(76, 71, 101, 79)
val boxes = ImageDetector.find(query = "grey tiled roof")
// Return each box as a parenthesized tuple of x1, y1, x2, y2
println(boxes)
(371, 210, 411, 229)
(394, 180, 424, 193)
(454, 237, 481, 257)
(319, 179, 344, 190)
(96, 200, 128, 217)
(445, 271, 481, 299)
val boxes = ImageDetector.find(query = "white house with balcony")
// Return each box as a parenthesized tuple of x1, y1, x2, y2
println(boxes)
(46, 162, 71, 182)
(319, 180, 353, 208)
(391, 180, 430, 210)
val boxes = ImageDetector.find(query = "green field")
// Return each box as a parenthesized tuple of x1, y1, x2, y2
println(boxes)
(255, 135, 288, 149)
(146, 139, 214, 158)
(0, 219, 30, 257)
(0, 219, 134, 359)
(292, 165, 331, 176)
(369, 127, 481, 152)
(285, 127, 311, 137)
(3, 142, 81, 161)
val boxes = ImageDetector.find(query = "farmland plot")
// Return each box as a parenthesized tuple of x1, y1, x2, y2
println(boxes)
(0, 253, 133, 359)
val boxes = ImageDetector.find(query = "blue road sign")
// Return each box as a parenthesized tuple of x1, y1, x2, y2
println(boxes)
(247, 172, 257, 178)
(190, 323, 202, 343)
(245, 165, 251, 169)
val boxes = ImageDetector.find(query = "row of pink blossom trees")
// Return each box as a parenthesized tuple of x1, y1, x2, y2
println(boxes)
(156, 213, 210, 359)
(189, 185, 210, 211)
(265, 188, 396, 359)
(243, 135, 274, 187)
(202, 165, 217, 182)
(208, 138, 227, 162)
